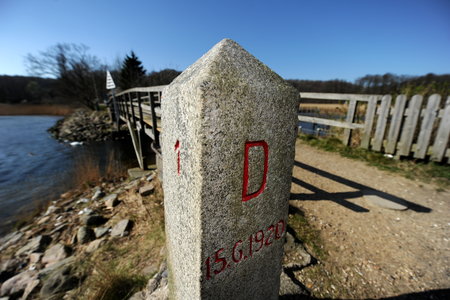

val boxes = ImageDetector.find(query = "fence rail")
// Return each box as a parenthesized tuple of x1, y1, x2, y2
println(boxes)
(109, 87, 450, 166)
(299, 93, 450, 163)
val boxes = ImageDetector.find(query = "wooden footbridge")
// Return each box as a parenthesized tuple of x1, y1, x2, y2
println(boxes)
(108, 87, 450, 169)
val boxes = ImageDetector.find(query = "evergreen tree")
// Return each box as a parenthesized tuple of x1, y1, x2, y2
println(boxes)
(119, 51, 147, 90)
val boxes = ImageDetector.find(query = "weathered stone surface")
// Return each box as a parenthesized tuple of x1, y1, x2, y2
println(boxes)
(141, 262, 169, 300)
(110, 219, 132, 237)
(85, 239, 105, 253)
(128, 168, 153, 179)
(283, 232, 311, 269)
(146, 172, 156, 182)
(38, 257, 76, 279)
(129, 291, 146, 300)
(15, 236, 51, 257)
(124, 179, 140, 191)
(39, 266, 77, 298)
(0, 231, 24, 251)
(279, 270, 308, 297)
(44, 205, 61, 216)
(80, 214, 108, 226)
(0, 258, 22, 282)
(29, 253, 43, 264)
(91, 188, 105, 201)
(104, 193, 119, 208)
(77, 227, 94, 244)
(94, 227, 110, 239)
(0, 271, 37, 297)
(42, 244, 71, 267)
(364, 192, 408, 210)
(161, 39, 299, 299)
(37, 216, 50, 225)
(139, 184, 155, 196)
(21, 278, 40, 300)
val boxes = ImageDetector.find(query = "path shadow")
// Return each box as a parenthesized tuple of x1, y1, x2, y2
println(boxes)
(291, 161, 431, 213)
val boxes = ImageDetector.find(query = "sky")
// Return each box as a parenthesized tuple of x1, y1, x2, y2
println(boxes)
(0, 0, 449, 81)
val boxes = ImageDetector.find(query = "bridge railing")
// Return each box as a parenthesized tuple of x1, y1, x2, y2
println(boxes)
(109, 88, 450, 164)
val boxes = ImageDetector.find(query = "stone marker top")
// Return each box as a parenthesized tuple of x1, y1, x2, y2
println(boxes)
(162, 38, 299, 299)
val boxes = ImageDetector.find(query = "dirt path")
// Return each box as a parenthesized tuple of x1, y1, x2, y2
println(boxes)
(290, 140, 450, 299)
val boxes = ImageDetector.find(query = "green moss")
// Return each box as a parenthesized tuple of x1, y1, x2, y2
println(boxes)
(288, 211, 326, 261)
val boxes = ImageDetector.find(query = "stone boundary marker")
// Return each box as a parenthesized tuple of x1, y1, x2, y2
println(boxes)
(162, 39, 299, 299)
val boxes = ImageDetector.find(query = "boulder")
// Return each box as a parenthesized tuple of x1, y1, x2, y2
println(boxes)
(111, 219, 132, 237)
(146, 172, 156, 182)
(77, 227, 94, 244)
(38, 257, 76, 279)
(43, 205, 61, 216)
(21, 278, 40, 299)
(94, 227, 110, 239)
(37, 216, 51, 225)
(279, 270, 308, 297)
(139, 184, 155, 196)
(0, 258, 23, 282)
(15, 236, 51, 257)
(91, 188, 105, 201)
(0, 231, 24, 252)
(42, 244, 71, 267)
(85, 239, 105, 253)
(283, 232, 311, 269)
(39, 265, 77, 298)
(103, 194, 119, 208)
(80, 214, 107, 226)
(29, 253, 42, 265)
(0, 270, 37, 297)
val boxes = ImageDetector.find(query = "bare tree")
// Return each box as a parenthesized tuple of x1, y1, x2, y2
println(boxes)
(25, 43, 104, 108)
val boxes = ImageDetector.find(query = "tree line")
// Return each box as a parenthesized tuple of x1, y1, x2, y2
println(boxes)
(0, 43, 180, 109)
(287, 73, 450, 97)
(0, 43, 448, 108)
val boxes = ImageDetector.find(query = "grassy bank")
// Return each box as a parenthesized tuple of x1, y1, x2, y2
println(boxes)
(298, 134, 450, 189)
(0, 103, 77, 115)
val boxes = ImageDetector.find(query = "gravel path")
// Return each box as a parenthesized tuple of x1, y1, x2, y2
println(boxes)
(290, 139, 450, 299)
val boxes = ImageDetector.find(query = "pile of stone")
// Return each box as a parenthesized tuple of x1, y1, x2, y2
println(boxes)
(48, 109, 115, 142)
(0, 171, 158, 299)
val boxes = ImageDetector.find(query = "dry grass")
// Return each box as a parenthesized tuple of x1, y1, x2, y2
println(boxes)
(0, 103, 77, 115)
(79, 178, 166, 300)
(72, 150, 128, 189)
(84, 263, 148, 300)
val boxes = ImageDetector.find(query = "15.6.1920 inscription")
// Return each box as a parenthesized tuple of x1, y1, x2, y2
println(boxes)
(204, 219, 286, 280)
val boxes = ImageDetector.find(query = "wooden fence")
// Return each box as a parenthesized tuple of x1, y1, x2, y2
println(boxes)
(299, 92, 450, 163)
(108, 88, 450, 166)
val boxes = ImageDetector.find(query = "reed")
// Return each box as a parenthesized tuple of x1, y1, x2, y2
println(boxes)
(0, 104, 76, 116)
(71, 149, 128, 188)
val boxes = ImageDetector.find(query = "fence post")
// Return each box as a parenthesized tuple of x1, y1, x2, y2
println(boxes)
(149, 92, 160, 149)
(414, 94, 441, 159)
(342, 99, 357, 145)
(385, 95, 407, 154)
(360, 96, 377, 149)
(431, 96, 450, 161)
(161, 39, 299, 299)
(372, 95, 392, 152)
(398, 95, 423, 157)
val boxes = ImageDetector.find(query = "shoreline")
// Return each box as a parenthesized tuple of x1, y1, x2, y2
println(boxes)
(0, 104, 78, 116)
(0, 169, 166, 299)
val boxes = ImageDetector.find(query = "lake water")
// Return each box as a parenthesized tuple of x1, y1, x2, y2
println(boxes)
(0, 116, 135, 236)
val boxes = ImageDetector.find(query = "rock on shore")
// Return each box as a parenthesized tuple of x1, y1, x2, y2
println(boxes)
(48, 109, 115, 142)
